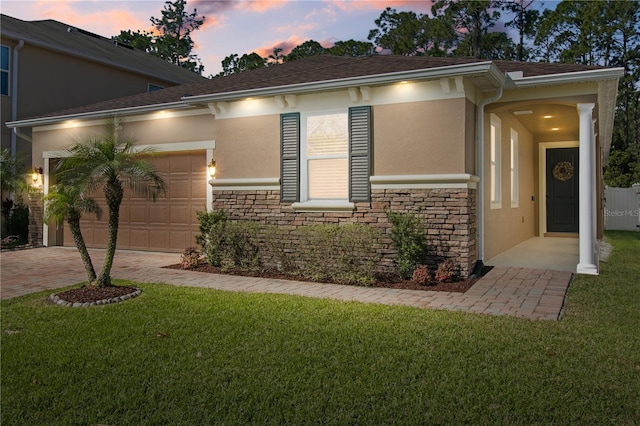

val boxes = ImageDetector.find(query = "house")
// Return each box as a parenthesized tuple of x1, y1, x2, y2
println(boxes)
(1, 14, 205, 160)
(7, 55, 623, 275)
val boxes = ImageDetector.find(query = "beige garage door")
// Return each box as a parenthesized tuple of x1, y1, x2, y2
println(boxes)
(64, 151, 207, 252)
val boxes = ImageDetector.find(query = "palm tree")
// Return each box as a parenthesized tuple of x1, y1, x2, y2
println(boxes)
(57, 119, 165, 287)
(43, 184, 101, 283)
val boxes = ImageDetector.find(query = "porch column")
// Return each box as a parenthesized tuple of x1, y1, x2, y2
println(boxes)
(576, 103, 598, 275)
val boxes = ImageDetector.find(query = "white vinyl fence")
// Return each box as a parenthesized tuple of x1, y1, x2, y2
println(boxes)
(604, 184, 640, 231)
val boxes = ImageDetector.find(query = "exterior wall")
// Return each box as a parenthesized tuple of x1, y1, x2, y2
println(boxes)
(31, 111, 215, 169)
(214, 114, 280, 179)
(484, 111, 536, 260)
(373, 98, 468, 175)
(211, 188, 477, 277)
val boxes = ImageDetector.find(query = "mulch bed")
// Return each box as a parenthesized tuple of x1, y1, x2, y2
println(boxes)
(53, 285, 140, 305)
(164, 261, 490, 293)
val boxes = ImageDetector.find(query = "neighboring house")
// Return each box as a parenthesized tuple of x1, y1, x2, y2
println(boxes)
(7, 55, 623, 275)
(1, 14, 205, 159)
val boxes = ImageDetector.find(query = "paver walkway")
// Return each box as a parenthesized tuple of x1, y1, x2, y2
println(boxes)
(0, 247, 573, 320)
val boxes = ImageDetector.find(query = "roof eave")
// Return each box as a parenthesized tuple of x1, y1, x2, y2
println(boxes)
(7, 101, 189, 128)
(509, 67, 625, 88)
(182, 61, 504, 105)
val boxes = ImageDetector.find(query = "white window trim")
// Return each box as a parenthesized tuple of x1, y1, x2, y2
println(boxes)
(300, 109, 349, 203)
(490, 114, 502, 209)
(510, 128, 519, 208)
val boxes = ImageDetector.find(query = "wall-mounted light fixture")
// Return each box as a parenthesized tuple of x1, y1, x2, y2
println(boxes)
(208, 159, 216, 179)
(31, 167, 43, 187)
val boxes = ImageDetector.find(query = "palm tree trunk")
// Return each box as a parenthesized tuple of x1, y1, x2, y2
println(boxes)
(97, 181, 123, 287)
(67, 213, 96, 283)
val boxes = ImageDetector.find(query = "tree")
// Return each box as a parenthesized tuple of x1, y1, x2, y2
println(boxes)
(284, 40, 325, 62)
(43, 184, 101, 283)
(267, 47, 285, 65)
(432, 0, 502, 59)
(501, 0, 540, 61)
(114, 0, 205, 74)
(457, 31, 517, 60)
(218, 52, 266, 76)
(325, 40, 376, 57)
(113, 29, 155, 53)
(57, 119, 165, 287)
(368, 7, 427, 55)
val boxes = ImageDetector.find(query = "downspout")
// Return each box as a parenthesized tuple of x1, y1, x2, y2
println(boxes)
(10, 40, 25, 157)
(474, 86, 503, 275)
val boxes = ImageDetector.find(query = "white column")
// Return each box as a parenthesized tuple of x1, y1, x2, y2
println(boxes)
(576, 103, 598, 275)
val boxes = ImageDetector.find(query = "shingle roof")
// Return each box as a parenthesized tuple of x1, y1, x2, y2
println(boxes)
(1, 14, 205, 85)
(13, 54, 613, 123)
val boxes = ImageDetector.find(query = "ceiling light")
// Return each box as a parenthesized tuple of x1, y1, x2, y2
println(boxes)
(551, 127, 560, 131)
(543, 115, 553, 119)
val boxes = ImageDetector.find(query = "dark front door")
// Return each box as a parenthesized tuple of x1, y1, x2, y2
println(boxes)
(546, 148, 579, 233)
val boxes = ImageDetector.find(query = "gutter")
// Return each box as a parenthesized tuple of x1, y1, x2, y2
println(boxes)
(476, 86, 503, 266)
(6, 101, 190, 129)
(10, 40, 24, 156)
(509, 67, 624, 88)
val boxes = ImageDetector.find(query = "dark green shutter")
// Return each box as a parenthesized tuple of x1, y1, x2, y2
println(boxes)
(349, 106, 372, 202)
(281, 113, 300, 202)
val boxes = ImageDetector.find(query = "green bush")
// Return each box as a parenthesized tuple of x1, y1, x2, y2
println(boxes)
(297, 223, 381, 285)
(196, 210, 262, 270)
(7, 203, 29, 243)
(195, 210, 227, 267)
(262, 225, 297, 273)
(223, 221, 262, 270)
(386, 211, 428, 280)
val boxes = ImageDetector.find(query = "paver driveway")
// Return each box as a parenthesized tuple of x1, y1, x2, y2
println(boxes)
(0, 247, 573, 320)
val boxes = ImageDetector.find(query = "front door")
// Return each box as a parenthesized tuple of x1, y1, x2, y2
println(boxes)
(546, 147, 579, 233)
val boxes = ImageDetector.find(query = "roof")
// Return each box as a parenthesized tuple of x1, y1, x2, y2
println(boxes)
(0, 14, 205, 86)
(8, 54, 623, 127)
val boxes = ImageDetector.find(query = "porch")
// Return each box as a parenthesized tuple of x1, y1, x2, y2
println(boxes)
(486, 236, 578, 272)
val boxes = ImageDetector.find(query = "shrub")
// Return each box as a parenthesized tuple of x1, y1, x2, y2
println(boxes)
(262, 225, 297, 273)
(195, 210, 262, 271)
(195, 210, 227, 267)
(180, 247, 201, 270)
(6, 203, 29, 243)
(297, 223, 381, 285)
(223, 221, 262, 270)
(386, 211, 428, 280)
(435, 259, 457, 283)
(411, 265, 433, 286)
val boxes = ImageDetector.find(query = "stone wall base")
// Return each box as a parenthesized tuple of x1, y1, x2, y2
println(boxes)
(211, 188, 477, 277)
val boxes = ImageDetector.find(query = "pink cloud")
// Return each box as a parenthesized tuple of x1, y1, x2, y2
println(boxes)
(330, 0, 435, 13)
(193, 0, 286, 14)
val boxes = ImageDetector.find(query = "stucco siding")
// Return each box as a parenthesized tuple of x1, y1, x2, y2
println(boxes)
(214, 114, 280, 179)
(373, 98, 467, 176)
(484, 111, 536, 260)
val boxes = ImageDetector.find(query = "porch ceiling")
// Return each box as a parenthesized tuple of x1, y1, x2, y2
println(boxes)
(509, 104, 579, 140)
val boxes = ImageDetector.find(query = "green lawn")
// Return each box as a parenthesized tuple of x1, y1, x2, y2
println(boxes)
(2, 232, 639, 425)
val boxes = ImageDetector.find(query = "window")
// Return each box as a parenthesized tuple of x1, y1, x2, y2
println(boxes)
(280, 106, 371, 206)
(148, 83, 164, 92)
(490, 114, 501, 209)
(510, 129, 519, 208)
(1, 45, 9, 96)
(304, 112, 349, 200)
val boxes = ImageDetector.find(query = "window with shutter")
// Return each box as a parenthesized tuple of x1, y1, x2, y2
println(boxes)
(280, 106, 371, 207)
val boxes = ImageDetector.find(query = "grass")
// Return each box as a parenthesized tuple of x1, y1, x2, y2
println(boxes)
(2, 231, 639, 425)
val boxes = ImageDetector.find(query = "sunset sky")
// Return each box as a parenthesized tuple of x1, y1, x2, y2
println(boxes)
(0, 0, 558, 76)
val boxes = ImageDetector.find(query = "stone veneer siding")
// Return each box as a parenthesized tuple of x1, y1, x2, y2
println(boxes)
(211, 188, 477, 277)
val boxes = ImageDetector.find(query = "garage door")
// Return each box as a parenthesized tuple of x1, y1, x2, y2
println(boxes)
(64, 151, 207, 252)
